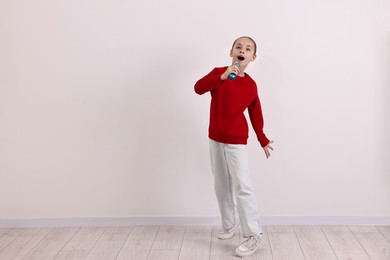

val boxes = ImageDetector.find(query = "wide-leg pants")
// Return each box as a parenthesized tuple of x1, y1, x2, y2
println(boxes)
(209, 139, 262, 237)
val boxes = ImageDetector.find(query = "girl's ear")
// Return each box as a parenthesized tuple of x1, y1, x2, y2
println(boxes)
(230, 50, 233, 57)
(251, 54, 257, 62)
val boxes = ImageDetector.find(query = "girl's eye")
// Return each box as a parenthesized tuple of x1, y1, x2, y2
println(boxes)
(246, 48, 251, 51)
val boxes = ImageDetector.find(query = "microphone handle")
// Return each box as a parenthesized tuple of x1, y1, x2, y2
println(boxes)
(228, 62, 240, 80)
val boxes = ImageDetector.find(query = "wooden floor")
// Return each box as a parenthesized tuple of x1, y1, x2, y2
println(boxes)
(0, 225, 389, 260)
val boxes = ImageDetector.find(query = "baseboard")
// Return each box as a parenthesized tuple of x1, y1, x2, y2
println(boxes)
(0, 216, 220, 228)
(0, 216, 389, 228)
(261, 216, 390, 225)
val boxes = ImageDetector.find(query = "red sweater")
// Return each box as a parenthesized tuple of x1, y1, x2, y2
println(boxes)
(194, 67, 269, 147)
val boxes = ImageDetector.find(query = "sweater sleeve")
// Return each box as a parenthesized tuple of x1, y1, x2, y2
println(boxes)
(248, 95, 270, 147)
(194, 68, 224, 95)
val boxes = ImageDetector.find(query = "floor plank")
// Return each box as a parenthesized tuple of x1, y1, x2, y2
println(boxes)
(61, 227, 105, 251)
(321, 226, 364, 250)
(116, 226, 159, 260)
(333, 249, 371, 260)
(0, 234, 46, 260)
(322, 225, 370, 260)
(294, 225, 337, 260)
(267, 225, 306, 260)
(22, 227, 79, 260)
(151, 227, 185, 250)
(84, 233, 128, 260)
(53, 250, 89, 260)
(147, 249, 180, 260)
(178, 229, 211, 260)
(377, 226, 390, 243)
(21, 228, 46, 235)
(0, 228, 25, 251)
(185, 225, 213, 233)
(104, 226, 132, 234)
(349, 225, 390, 260)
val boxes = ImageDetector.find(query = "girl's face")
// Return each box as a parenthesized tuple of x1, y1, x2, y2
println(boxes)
(230, 38, 257, 67)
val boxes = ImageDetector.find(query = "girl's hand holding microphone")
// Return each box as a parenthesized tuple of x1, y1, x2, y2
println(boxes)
(221, 63, 240, 81)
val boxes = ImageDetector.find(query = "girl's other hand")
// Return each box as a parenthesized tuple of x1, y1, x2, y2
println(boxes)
(263, 140, 274, 159)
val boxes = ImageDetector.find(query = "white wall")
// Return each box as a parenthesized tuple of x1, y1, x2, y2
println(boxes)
(0, 0, 389, 221)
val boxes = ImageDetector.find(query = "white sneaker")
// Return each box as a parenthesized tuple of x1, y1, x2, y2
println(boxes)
(217, 222, 240, 240)
(235, 234, 263, 257)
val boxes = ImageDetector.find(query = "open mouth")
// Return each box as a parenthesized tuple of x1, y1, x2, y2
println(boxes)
(237, 56, 245, 61)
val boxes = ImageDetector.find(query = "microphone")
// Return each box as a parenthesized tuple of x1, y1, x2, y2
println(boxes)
(228, 62, 241, 80)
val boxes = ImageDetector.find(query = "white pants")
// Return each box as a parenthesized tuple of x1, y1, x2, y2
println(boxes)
(209, 139, 262, 237)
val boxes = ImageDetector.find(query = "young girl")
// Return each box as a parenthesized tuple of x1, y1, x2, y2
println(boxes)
(194, 36, 273, 257)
